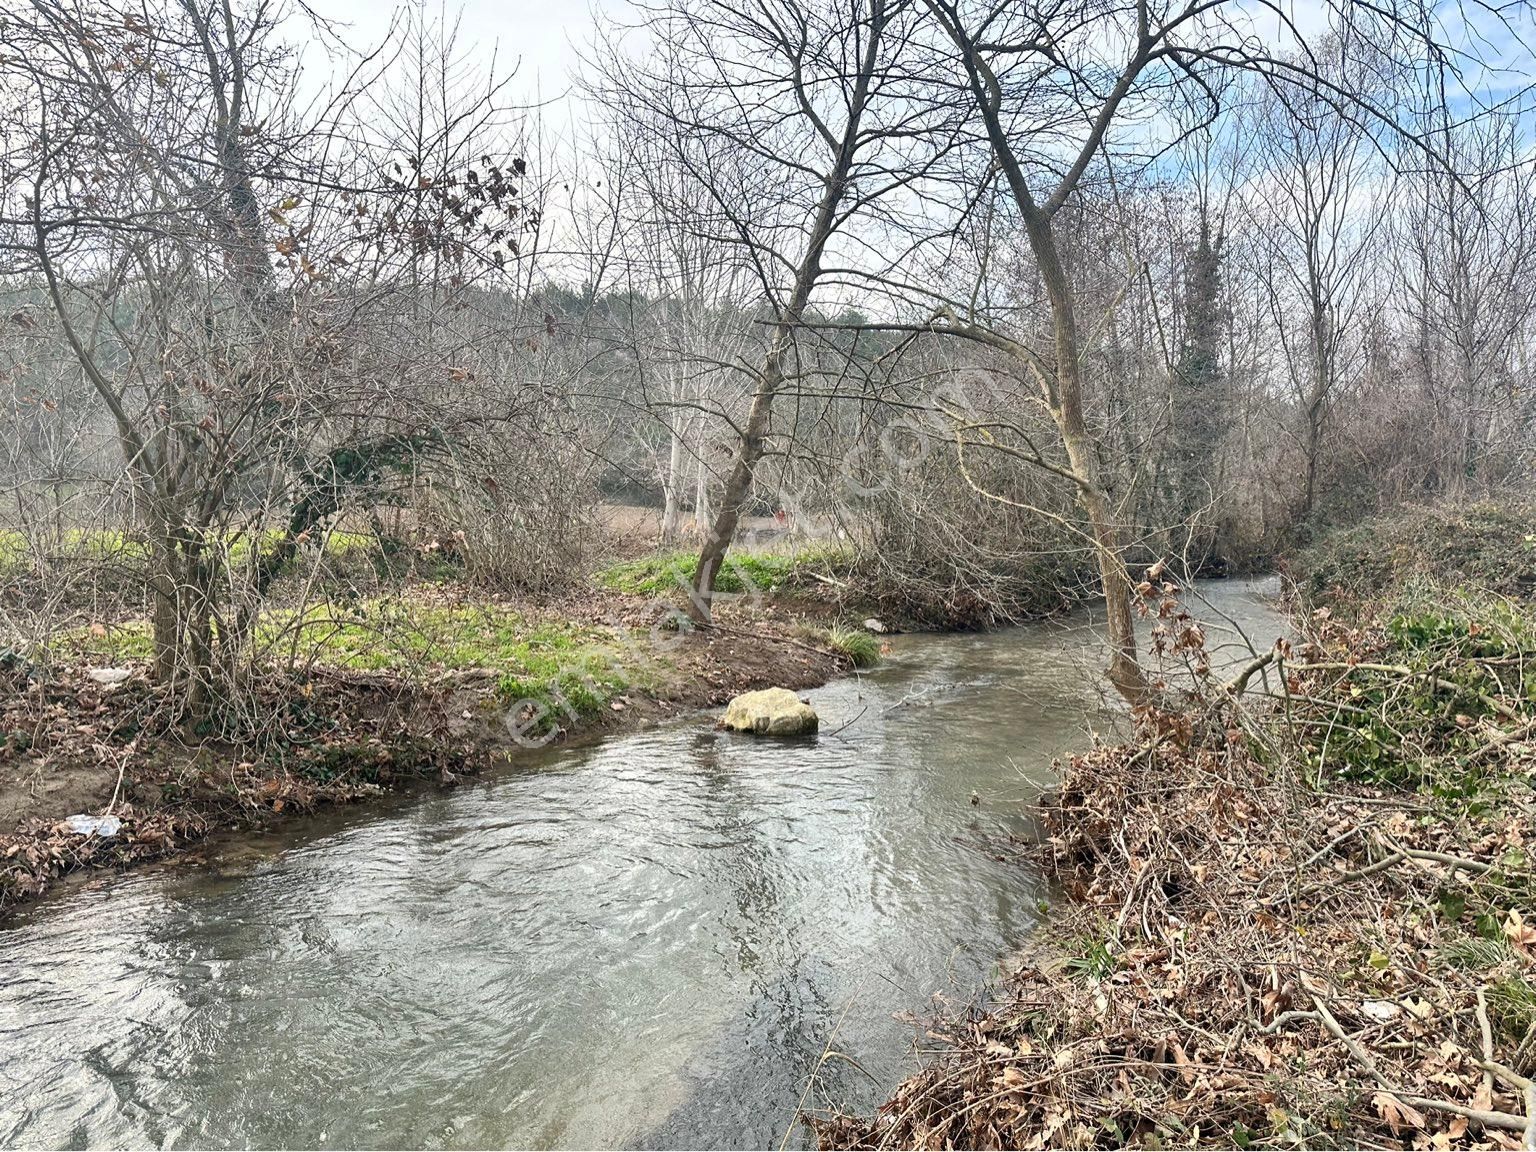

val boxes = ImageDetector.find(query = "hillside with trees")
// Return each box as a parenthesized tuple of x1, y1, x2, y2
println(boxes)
(2, 0, 1536, 1148)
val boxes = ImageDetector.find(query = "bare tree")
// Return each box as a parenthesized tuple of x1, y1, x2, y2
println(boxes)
(1398, 104, 1536, 497)
(915, 0, 1220, 704)
(1244, 49, 1383, 520)
(888, 0, 1526, 703)
(605, 111, 756, 544)
(590, 0, 949, 624)
(0, 0, 304, 711)
(0, 0, 540, 719)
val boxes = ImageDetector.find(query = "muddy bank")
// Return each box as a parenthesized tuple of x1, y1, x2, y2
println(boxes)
(0, 609, 847, 919)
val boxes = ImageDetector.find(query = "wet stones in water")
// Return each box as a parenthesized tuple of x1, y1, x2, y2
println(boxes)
(719, 688, 819, 737)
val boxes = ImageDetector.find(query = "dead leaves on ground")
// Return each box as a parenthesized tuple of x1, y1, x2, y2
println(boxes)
(814, 733, 1536, 1151)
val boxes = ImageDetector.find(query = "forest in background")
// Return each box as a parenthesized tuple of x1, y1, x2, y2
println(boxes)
(6, 3, 1536, 1147)
(1, 0, 1533, 715)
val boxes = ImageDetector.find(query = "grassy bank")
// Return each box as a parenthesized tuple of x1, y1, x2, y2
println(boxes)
(0, 541, 887, 917)
(819, 504, 1536, 1150)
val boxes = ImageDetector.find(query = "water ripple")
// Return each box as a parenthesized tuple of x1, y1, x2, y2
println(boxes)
(0, 578, 1282, 1150)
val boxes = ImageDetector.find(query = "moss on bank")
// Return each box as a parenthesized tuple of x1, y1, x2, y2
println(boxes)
(596, 544, 856, 597)
(595, 540, 1096, 629)
(37, 536, 887, 735)
(47, 593, 641, 724)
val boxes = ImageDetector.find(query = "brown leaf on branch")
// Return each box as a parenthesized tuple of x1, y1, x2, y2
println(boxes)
(1372, 1092, 1427, 1134)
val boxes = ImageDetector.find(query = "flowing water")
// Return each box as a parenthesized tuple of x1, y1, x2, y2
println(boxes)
(0, 578, 1286, 1150)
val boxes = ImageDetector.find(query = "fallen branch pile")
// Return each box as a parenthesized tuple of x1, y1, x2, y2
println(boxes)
(816, 591, 1536, 1150)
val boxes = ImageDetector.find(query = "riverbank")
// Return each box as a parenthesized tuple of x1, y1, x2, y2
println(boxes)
(4, 593, 1192, 1149)
(0, 567, 865, 917)
(0, 520, 1108, 917)
(819, 503, 1536, 1150)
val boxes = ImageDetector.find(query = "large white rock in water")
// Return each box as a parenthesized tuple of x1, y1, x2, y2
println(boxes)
(721, 687, 819, 737)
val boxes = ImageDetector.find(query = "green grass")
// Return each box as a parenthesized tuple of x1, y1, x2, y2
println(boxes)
(824, 624, 881, 667)
(0, 531, 25, 569)
(52, 595, 650, 730)
(597, 544, 854, 597)
(1290, 506, 1536, 789)
(266, 600, 585, 670)
(1060, 925, 1119, 983)
(269, 600, 640, 722)
(1487, 975, 1536, 1040)
(1434, 934, 1512, 972)
(56, 621, 156, 661)
(225, 527, 377, 566)
(0, 526, 381, 576)
(0, 528, 150, 570)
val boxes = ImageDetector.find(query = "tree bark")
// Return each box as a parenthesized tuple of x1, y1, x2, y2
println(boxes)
(688, 339, 788, 621)
(684, 1, 885, 624)
(660, 422, 685, 544)
(932, 7, 1156, 705)
(150, 533, 179, 685)
(693, 442, 711, 535)
(1027, 215, 1152, 706)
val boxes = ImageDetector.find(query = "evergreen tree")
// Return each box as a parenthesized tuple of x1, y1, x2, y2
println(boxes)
(1165, 211, 1229, 555)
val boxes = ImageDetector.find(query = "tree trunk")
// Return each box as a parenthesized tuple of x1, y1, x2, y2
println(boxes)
(941, 14, 1154, 707)
(660, 424, 685, 544)
(1054, 388, 1150, 706)
(1027, 213, 1153, 707)
(693, 444, 711, 535)
(181, 533, 218, 727)
(150, 536, 179, 685)
(687, 362, 779, 622)
(1459, 344, 1479, 498)
(1301, 416, 1323, 519)
(682, 0, 885, 624)
(149, 526, 219, 726)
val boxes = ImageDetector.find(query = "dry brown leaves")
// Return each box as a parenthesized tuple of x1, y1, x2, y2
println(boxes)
(0, 661, 482, 915)
(0, 804, 214, 909)
(815, 727, 1536, 1151)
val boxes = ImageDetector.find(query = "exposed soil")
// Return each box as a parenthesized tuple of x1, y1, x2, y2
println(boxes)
(0, 596, 848, 919)
(0, 758, 113, 831)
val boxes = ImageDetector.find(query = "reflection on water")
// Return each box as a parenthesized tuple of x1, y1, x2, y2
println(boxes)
(0, 578, 1285, 1150)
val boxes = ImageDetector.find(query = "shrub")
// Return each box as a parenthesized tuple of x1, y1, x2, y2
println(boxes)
(1293, 500, 1536, 612)
(1292, 589, 1536, 788)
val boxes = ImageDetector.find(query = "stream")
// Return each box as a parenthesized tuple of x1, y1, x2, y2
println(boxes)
(0, 577, 1285, 1150)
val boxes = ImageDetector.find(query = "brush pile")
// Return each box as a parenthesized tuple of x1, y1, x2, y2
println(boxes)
(816, 589, 1536, 1150)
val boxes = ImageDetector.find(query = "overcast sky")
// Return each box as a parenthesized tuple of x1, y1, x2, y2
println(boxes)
(296, 0, 1534, 118)
(307, 0, 607, 107)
